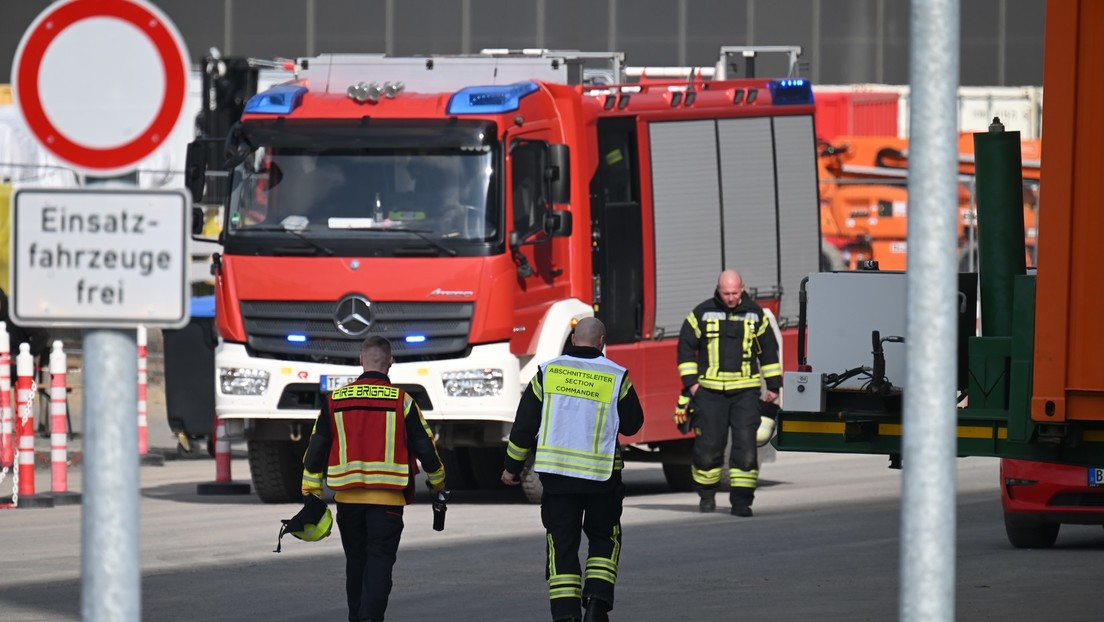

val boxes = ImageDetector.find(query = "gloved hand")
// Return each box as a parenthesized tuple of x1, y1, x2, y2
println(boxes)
(674, 389, 695, 434)
(673, 392, 691, 426)
(426, 468, 447, 492)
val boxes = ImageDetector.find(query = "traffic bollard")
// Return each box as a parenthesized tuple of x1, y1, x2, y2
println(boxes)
(137, 326, 164, 467)
(14, 343, 52, 508)
(196, 413, 250, 495)
(46, 341, 80, 505)
(0, 323, 13, 469)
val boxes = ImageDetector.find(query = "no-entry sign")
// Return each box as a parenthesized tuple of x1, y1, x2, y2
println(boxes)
(12, 0, 190, 176)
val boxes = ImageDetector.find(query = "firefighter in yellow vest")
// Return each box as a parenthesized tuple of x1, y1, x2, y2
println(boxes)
(302, 335, 446, 622)
(501, 317, 644, 622)
(677, 270, 781, 517)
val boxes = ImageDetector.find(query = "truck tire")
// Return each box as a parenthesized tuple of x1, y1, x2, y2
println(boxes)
(438, 448, 475, 490)
(1003, 513, 1060, 549)
(660, 439, 696, 492)
(247, 438, 308, 503)
(464, 447, 508, 489)
(661, 462, 695, 492)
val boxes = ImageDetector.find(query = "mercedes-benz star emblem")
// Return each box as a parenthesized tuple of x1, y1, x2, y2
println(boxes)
(334, 295, 373, 337)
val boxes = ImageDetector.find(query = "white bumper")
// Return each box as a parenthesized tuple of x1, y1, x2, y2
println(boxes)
(214, 341, 521, 424)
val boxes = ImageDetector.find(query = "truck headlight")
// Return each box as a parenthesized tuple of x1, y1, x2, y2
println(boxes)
(442, 369, 504, 397)
(220, 367, 270, 396)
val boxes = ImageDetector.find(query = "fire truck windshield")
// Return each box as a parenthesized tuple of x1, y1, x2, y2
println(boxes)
(223, 119, 501, 256)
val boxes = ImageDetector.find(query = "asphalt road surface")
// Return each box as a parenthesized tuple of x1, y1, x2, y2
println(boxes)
(2, 450, 1103, 621)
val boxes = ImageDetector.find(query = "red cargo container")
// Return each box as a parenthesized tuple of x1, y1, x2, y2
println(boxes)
(814, 91, 899, 141)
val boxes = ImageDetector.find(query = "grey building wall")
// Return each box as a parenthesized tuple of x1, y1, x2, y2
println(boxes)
(1, 0, 1045, 86)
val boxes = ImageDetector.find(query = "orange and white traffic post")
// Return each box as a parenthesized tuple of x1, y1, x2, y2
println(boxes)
(0, 323, 13, 469)
(47, 341, 79, 505)
(14, 343, 52, 508)
(196, 413, 250, 495)
(136, 326, 163, 466)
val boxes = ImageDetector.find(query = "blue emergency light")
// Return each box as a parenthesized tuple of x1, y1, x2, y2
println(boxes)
(405, 335, 427, 344)
(768, 79, 814, 106)
(245, 85, 308, 114)
(287, 334, 307, 343)
(447, 82, 539, 115)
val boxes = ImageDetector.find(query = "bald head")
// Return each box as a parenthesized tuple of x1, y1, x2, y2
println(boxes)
(572, 317, 606, 349)
(717, 270, 745, 309)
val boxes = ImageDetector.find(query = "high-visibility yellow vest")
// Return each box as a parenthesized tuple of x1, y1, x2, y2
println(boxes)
(533, 354, 626, 481)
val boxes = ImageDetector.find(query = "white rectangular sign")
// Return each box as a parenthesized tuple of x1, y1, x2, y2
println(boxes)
(11, 187, 191, 328)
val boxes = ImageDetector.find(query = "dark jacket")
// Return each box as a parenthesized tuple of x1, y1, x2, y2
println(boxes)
(677, 291, 783, 393)
(503, 345, 644, 494)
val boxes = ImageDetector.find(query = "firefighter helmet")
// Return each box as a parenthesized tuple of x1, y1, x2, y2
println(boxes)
(274, 495, 333, 552)
(290, 506, 333, 542)
(756, 416, 777, 447)
(757, 400, 780, 447)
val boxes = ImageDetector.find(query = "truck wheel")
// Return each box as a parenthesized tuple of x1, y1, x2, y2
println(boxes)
(659, 439, 696, 492)
(661, 462, 695, 492)
(1003, 513, 1060, 549)
(464, 447, 508, 489)
(247, 438, 308, 503)
(520, 455, 543, 503)
(438, 448, 475, 490)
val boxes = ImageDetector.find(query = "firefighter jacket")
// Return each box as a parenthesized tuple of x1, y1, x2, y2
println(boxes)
(677, 291, 783, 393)
(302, 371, 445, 505)
(503, 345, 644, 494)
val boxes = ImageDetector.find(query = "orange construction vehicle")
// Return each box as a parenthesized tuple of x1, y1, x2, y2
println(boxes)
(816, 134, 1040, 271)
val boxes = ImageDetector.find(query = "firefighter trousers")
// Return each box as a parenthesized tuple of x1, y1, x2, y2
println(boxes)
(691, 388, 760, 507)
(541, 482, 626, 621)
(336, 502, 405, 622)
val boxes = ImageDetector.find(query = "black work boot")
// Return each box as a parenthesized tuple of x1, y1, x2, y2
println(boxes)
(583, 598, 611, 622)
(698, 493, 716, 513)
(730, 490, 754, 517)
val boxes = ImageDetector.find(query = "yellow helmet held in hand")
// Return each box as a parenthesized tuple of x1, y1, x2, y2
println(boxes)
(274, 494, 333, 552)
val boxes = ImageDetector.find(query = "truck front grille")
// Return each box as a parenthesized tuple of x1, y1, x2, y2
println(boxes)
(240, 300, 474, 365)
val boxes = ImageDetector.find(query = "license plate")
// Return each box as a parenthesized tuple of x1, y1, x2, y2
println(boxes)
(320, 375, 357, 392)
(1089, 467, 1104, 487)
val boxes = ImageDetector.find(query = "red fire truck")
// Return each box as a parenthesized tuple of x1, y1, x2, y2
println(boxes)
(187, 51, 822, 502)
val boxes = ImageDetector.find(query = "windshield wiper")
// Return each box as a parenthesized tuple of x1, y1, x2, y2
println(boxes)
(236, 221, 336, 256)
(372, 228, 457, 257)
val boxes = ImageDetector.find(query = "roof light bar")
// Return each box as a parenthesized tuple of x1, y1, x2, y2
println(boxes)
(244, 85, 308, 115)
(447, 82, 540, 115)
(768, 79, 814, 105)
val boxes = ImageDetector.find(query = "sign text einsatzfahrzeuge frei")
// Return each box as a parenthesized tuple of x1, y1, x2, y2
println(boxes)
(11, 188, 190, 328)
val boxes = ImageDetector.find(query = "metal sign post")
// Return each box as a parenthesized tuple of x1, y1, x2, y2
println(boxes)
(11, 2, 191, 620)
(901, 0, 960, 620)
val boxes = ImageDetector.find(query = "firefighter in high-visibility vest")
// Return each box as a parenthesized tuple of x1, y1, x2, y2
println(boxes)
(501, 317, 644, 622)
(676, 270, 781, 517)
(301, 335, 446, 622)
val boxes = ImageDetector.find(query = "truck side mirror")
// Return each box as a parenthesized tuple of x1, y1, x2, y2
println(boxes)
(192, 206, 206, 236)
(185, 141, 207, 202)
(547, 144, 570, 205)
(543, 209, 572, 237)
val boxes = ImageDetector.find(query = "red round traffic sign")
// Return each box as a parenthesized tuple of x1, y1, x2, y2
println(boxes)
(12, 0, 189, 175)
